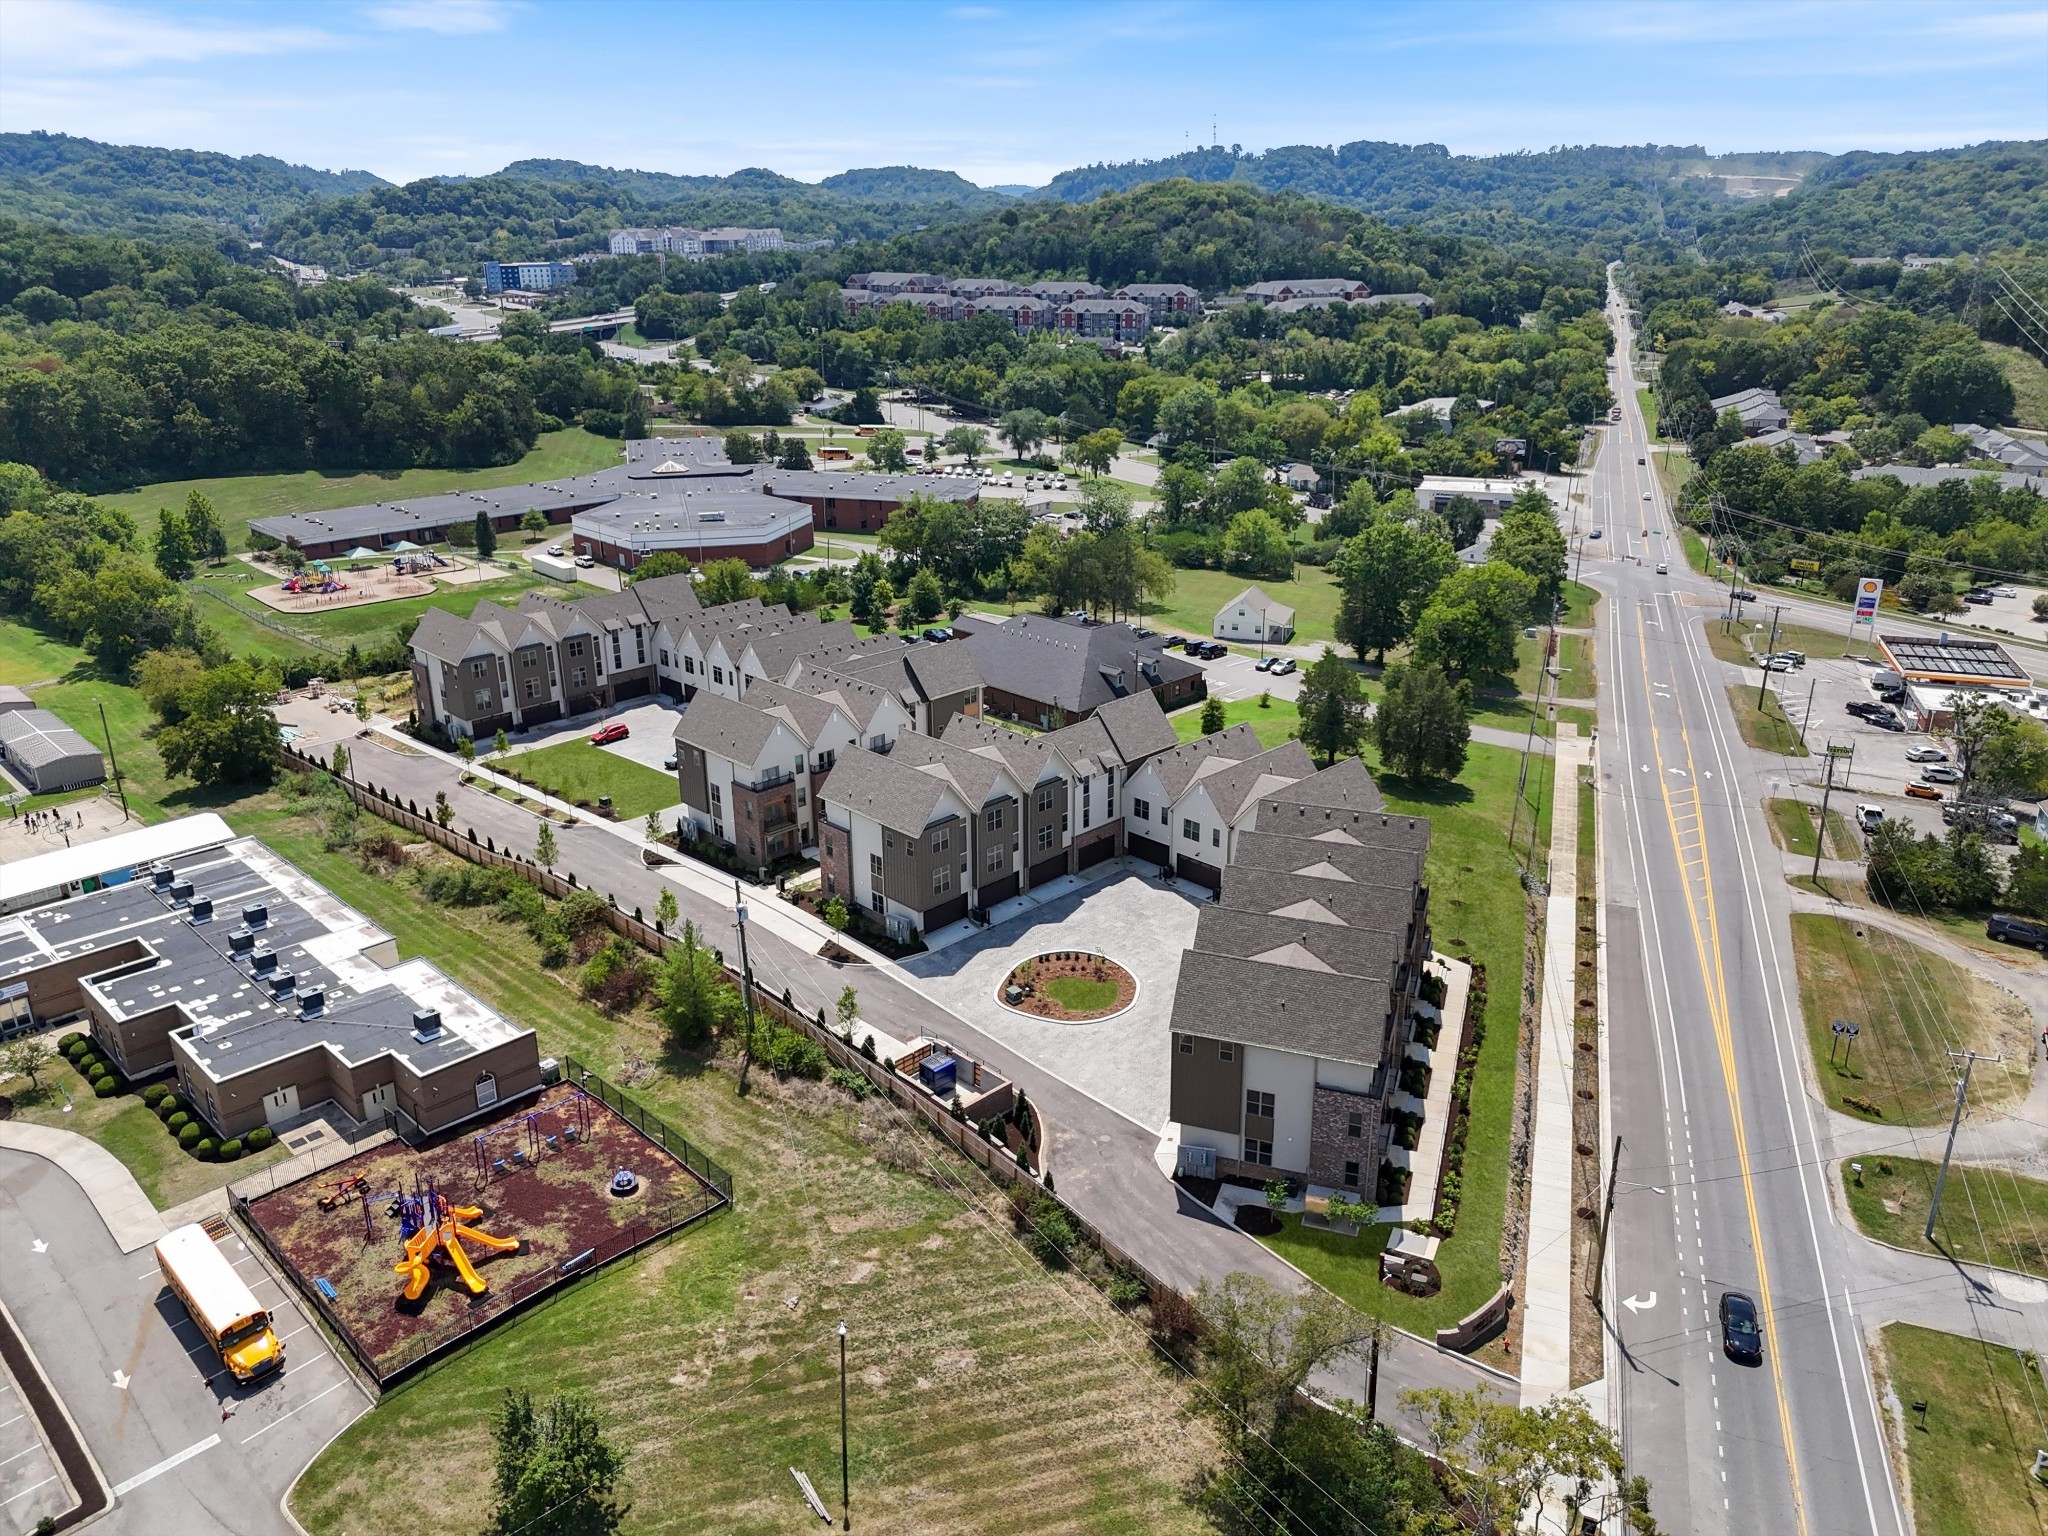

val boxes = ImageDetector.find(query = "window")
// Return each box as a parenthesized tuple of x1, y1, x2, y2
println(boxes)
(932, 827, 950, 853)
(660, 649, 670, 667)
(571, 667, 587, 689)
(1182, 818, 1199, 843)
(1244, 1139, 1274, 1167)
(1160, 802, 1169, 825)
(685, 657, 696, 675)
(473, 689, 491, 711)
(985, 804, 1005, 832)
(869, 853, 883, 884)
(567, 638, 585, 659)
(712, 666, 725, 686)
(712, 821, 724, 840)
(933, 865, 952, 896)
(825, 873, 836, 894)
(1106, 766, 1116, 818)
(744, 802, 753, 821)
(871, 890, 886, 915)
(1036, 824, 1055, 853)
(523, 679, 540, 701)
(1176, 1033, 1193, 1054)
(746, 836, 756, 856)
(1037, 784, 1055, 814)
(985, 844, 1004, 874)
(1245, 1089, 1275, 1120)
(1218, 1041, 1234, 1062)
(1346, 1110, 1364, 1139)
(1080, 777, 1091, 830)
(1343, 1160, 1361, 1188)
(611, 634, 624, 668)
(709, 785, 722, 811)
(1133, 797, 1151, 822)
(797, 787, 807, 807)
(635, 629, 646, 665)
(470, 658, 489, 678)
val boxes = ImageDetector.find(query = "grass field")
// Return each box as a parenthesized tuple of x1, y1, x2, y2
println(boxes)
(1654, 449, 1695, 507)
(0, 623, 88, 687)
(1843, 1156, 2048, 1276)
(186, 562, 555, 666)
(1259, 739, 1543, 1336)
(1169, 695, 1301, 748)
(1876, 1323, 2048, 1536)
(1988, 340, 2048, 431)
(1792, 913, 2032, 1125)
(1142, 564, 1342, 645)
(99, 428, 624, 558)
(1559, 580, 1600, 630)
(1725, 683, 1808, 756)
(1515, 632, 1594, 700)
(1702, 617, 1855, 668)
(1043, 975, 1121, 1012)
(220, 798, 1210, 1536)
(498, 739, 679, 818)
(1765, 796, 1857, 860)
(1635, 388, 1659, 440)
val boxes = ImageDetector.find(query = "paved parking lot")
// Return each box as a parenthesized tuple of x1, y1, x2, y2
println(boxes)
(898, 866, 1203, 1130)
(0, 1151, 369, 1536)
(0, 1366, 66, 1534)
(1182, 648, 1305, 704)
(496, 697, 683, 771)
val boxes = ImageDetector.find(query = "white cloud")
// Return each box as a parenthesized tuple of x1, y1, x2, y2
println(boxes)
(0, 0, 331, 70)
(361, 0, 510, 35)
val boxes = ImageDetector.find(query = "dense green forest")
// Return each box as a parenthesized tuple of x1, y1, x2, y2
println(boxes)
(0, 131, 389, 239)
(0, 219, 638, 489)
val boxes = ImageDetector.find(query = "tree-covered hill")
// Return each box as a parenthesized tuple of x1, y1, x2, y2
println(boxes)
(0, 131, 389, 239)
(817, 166, 1013, 208)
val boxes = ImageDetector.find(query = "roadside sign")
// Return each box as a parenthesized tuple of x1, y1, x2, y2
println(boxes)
(1854, 578, 1883, 619)
(1790, 558, 1821, 573)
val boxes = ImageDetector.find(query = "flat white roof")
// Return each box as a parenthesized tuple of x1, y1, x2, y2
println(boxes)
(0, 813, 236, 909)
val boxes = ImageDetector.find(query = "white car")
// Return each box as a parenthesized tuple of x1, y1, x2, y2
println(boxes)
(1656, 562, 1668, 574)
(545, 543, 564, 556)
(1641, 491, 1652, 501)
(1905, 745, 1949, 763)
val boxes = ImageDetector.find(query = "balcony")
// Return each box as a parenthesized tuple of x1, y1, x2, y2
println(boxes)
(741, 768, 794, 792)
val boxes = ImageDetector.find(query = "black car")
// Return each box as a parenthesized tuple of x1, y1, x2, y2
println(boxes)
(1965, 591, 1995, 606)
(922, 627, 953, 643)
(1719, 1291, 1763, 1364)
(1988, 914, 2048, 950)
(1730, 589, 1757, 603)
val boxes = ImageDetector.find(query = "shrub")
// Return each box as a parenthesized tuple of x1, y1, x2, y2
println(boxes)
(1019, 1194, 1077, 1266)
(62, 1036, 90, 1060)
(859, 1033, 877, 1062)
(762, 1024, 827, 1079)
(93, 1078, 117, 1098)
(141, 1083, 171, 1107)
(88, 1063, 112, 1083)
(156, 1094, 182, 1120)
(218, 1139, 244, 1161)
(75, 1052, 100, 1074)
(166, 1111, 191, 1133)
(246, 1126, 275, 1151)
(177, 1123, 203, 1149)
(829, 1067, 873, 1100)
(1106, 1270, 1148, 1309)
(58, 1031, 86, 1053)
(194, 1137, 218, 1160)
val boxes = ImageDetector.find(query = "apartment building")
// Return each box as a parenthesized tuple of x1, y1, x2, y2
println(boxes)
(950, 613, 1201, 728)
(1114, 283, 1201, 320)
(1058, 298, 1151, 343)
(483, 260, 576, 294)
(1242, 278, 1372, 305)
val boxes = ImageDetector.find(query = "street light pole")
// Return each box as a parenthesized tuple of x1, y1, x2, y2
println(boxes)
(838, 1319, 851, 1530)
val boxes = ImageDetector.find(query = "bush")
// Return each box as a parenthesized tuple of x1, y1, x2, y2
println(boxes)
(177, 1122, 203, 1149)
(141, 1082, 171, 1107)
(218, 1138, 244, 1161)
(761, 1023, 827, 1079)
(246, 1126, 275, 1151)
(62, 1035, 90, 1059)
(1019, 1194, 1077, 1266)
(193, 1137, 218, 1160)
(1106, 1270, 1148, 1309)
(166, 1110, 191, 1132)
(58, 1031, 86, 1053)
(93, 1078, 118, 1098)
(74, 1052, 100, 1074)
(156, 1094, 182, 1120)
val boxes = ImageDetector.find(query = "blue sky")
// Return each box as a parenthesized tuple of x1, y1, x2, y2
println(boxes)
(3, 0, 2044, 188)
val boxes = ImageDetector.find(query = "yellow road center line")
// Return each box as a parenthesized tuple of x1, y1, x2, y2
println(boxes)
(1634, 608, 1810, 1535)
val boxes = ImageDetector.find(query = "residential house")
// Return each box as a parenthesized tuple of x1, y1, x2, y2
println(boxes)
(1213, 586, 1296, 644)
(1243, 278, 1371, 305)
(1955, 423, 2048, 474)
(951, 612, 1200, 728)
(1709, 387, 1790, 435)
(671, 683, 858, 871)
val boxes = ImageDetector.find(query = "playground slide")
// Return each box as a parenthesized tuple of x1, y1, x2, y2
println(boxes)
(441, 1227, 490, 1295)
(453, 1223, 520, 1255)
(396, 1253, 432, 1302)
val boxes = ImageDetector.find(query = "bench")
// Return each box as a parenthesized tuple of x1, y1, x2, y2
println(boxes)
(313, 1277, 339, 1303)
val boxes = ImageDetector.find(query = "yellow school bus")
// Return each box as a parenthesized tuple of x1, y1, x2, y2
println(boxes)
(155, 1223, 283, 1382)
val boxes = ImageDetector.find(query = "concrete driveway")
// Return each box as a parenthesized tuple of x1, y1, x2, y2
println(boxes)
(897, 866, 1202, 1128)
(0, 1150, 370, 1535)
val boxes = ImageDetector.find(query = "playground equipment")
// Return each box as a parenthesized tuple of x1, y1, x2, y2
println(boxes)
(316, 1174, 369, 1212)
(610, 1168, 639, 1196)
(391, 1187, 519, 1302)
(472, 1090, 594, 1183)
(283, 572, 346, 595)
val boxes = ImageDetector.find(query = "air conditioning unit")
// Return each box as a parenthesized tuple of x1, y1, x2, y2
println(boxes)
(411, 1008, 443, 1043)
(242, 903, 268, 929)
(187, 897, 213, 923)
(297, 988, 325, 1016)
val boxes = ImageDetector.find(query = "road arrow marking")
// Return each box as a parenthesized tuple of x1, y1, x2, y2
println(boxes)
(1622, 1291, 1657, 1314)
(30, 1239, 47, 1254)
(111, 1370, 130, 1390)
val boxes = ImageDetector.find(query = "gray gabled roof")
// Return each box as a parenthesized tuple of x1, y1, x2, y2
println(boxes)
(1184, 740, 1315, 822)
(1230, 829, 1425, 892)
(1219, 585, 1296, 624)
(940, 714, 1063, 784)
(1142, 723, 1264, 799)
(1218, 868, 1419, 935)
(1193, 905, 1401, 982)
(953, 613, 1194, 716)
(671, 691, 786, 764)
(0, 708, 99, 772)
(1168, 949, 1390, 1065)
(741, 678, 849, 746)
(821, 746, 956, 833)
(1253, 756, 1387, 819)
(1090, 689, 1179, 765)
(785, 668, 903, 734)
(888, 731, 1015, 808)
(410, 605, 488, 666)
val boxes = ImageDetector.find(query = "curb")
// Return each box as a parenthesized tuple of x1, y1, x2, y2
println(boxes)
(0, 1295, 109, 1533)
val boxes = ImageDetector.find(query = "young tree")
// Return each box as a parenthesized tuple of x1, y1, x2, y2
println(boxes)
(485, 1390, 628, 1536)
(182, 490, 227, 560)
(154, 505, 195, 581)
(155, 659, 282, 787)
(535, 821, 558, 869)
(653, 922, 741, 1047)
(1375, 661, 1472, 781)
(722, 428, 760, 464)
(494, 728, 510, 755)
(1332, 519, 1457, 662)
(864, 428, 909, 472)
(521, 508, 549, 538)
(822, 895, 850, 934)
(1200, 695, 1228, 734)
(1296, 647, 1369, 767)
(433, 790, 454, 829)
(697, 559, 760, 607)
(356, 693, 373, 723)
(905, 567, 945, 624)
(1412, 562, 1537, 683)
(473, 510, 497, 560)
(457, 734, 475, 764)
(643, 809, 663, 842)
(942, 425, 988, 465)
(3, 1037, 53, 1094)
(866, 576, 896, 634)
(330, 742, 350, 779)
(655, 887, 679, 929)
(835, 984, 860, 1037)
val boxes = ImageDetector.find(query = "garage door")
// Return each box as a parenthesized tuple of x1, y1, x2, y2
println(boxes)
(1028, 853, 1068, 888)
(1076, 836, 1117, 870)
(613, 676, 652, 702)
(925, 894, 969, 931)
(1127, 833, 1170, 867)
(978, 873, 1020, 907)
(1175, 855, 1222, 892)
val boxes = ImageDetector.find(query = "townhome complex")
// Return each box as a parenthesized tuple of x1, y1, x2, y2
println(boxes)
(950, 612, 1203, 728)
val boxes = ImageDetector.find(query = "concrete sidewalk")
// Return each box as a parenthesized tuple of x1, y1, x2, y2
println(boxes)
(1522, 726, 1595, 1404)
(0, 1122, 165, 1254)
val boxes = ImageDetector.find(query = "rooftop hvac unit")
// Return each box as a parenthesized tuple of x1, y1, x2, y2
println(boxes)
(228, 930, 255, 954)
(698, 510, 726, 522)
(297, 988, 324, 1016)
(187, 897, 213, 923)
(411, 1007, 443, 1042)
(169, 879, 194, 903)
(270, 970, 296, 996)
(242, 903, 268, 928)
(152, 867, 174, 890)
(251, 949, 277, 973)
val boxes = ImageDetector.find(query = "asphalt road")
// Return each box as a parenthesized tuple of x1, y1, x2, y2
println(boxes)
(0, 1150, 369, 1536)
(1592, 278, 1908, 1535)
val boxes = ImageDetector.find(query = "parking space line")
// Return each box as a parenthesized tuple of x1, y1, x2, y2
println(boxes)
(0, 1410, 24, 1430)
(1, 1474, 57, 1507)
(109, 1433, 221, 1497)
(0, 1442, 47, 1467)
(239, 1379, 349, 1444)
(278, 1324, 316, 1343)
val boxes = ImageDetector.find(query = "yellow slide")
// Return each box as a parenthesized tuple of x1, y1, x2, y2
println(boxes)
(441, 1223, 490, 1295)
(392, 1225, 440, 1302)
(453, 1223, 520, 1255)
(389, 1205, 519, 1301)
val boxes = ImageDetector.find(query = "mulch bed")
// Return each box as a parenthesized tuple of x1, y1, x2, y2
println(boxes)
(998, 952, 1137, 1021)
(247, 1084, 716, 1377)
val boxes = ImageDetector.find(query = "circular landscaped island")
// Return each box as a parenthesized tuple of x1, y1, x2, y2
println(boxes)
(997, 952, 1137, 1022)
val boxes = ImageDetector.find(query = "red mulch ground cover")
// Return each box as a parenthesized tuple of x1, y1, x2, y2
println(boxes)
(247, 1085, 716, 1377)
(998, 952, 1136, 1021)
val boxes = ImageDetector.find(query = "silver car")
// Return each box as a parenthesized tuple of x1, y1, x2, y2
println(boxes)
(1919, 764, 1963, 784)
(1905, 745, 1948, 763)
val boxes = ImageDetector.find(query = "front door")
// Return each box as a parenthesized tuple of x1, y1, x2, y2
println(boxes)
(263, 1083, 300, 1126)
(361, 1081, 397, 1122)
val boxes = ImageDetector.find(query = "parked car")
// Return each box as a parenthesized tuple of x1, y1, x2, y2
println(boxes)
(1905, 782, 1945, 800)
(545, 543, 564, 556)
(1255, 655, 1278, 672)
(574, 554, 595, 568)
(1988, 913, 2048, 950)
(922, 627, 953, 644)
(1919, 764, 1963, 783)
(1847, 701, 1895, 722)
(663, 752, 677, 771)
(1905, 745, 1948, 763)
(591, 723, 629, 745)
(1857, 804, 1885, 832)
(1270, 657, 1297, 676)
(1760, 656, 1794, 672)
(1872, 714, 1907, 732)
(1964, 591, 1994, 606)
(1719, 1291, 1763, 1364)
(1655, 562, 1669, 574)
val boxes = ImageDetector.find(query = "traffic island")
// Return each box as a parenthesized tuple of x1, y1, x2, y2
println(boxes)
(996, 952, 1137, 1021)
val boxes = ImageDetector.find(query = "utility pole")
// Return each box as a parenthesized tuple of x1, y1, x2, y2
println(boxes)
(1813, 744, 1844, 882)
(733, 879, 759, 1095)
(1365, 1327, 1381, 1422)
(95, 698, 128, 821)
(838, 1319, 851, 1529)
(1927, 1050, 1998, 1243)
(1591, 1135, 1623, 1305)
(1796, 675, 1816, 753)
(1756, 606, 1782, 711)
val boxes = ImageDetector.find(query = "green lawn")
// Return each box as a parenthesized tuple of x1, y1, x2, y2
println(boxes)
(1169, 695, 1301, 748)
(99, 428, 625, 558)
(0, 623, 88, 687)
(1792, 913, 2032, 1125)
(1142, 564, 1342, 645)
(1635, 388, 1659, 440)
(1514, 632, 1594, 700)
(1043, 975, 1120, 1012)
(25, 665, 182, 822)
(217, 797, 1208, 1536)
(1876, 1323, 2048, 1536)
(497, 738, 679, 817)
(1260, 739, 1544, 1336)
(1559, 580, 1600, 630)
(1844, 1157, 2048, 1276)
(1724, 683, 1808, 756)
(1654, 449, 1695, 507)
(1765, 797, 1857, 861)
